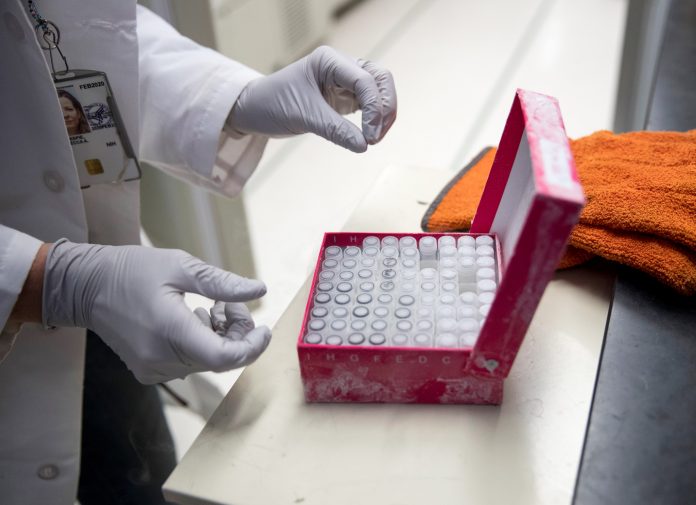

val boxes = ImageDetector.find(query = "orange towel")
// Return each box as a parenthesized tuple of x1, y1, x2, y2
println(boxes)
(422, 130, 696, 295)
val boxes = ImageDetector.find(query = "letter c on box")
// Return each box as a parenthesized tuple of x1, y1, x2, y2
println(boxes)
(350, 354, 359, 362)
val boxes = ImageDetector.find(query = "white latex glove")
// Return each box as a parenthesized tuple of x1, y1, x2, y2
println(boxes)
(229, 45, 397, 153)
(43, 240, 271, 384)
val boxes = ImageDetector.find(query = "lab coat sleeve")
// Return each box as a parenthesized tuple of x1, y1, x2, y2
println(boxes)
(136, 6, 268, 197)
(0, 225, 43, 362)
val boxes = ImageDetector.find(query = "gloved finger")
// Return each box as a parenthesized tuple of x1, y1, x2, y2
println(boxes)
(306, 101, 368, 153)
(327, 52, 384, 144)
(175, 253, 267, 303)
(210, 301, 229, 334)
(224, 302, 255, 341)
(194, 307, 213, 330)
(358, 59, 397, 142)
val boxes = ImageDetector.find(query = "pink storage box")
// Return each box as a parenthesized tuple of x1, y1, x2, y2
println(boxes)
(297, 89, 585, 404)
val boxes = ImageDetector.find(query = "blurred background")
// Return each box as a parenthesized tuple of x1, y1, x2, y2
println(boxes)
(136, 0, 671, 459)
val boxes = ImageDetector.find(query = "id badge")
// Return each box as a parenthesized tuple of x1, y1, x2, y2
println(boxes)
(54, 69, 141, 188)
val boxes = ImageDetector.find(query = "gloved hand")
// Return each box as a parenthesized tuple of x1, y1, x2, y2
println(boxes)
(229, 45, 397, 153)
(43, 240, 272, 384)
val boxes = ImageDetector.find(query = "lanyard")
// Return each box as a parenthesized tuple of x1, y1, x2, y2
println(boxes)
(26, 0, 69, 75)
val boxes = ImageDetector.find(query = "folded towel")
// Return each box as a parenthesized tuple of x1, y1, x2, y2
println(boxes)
(422, 130, 696, 295)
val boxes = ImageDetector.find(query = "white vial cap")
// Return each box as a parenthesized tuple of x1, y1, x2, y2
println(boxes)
(304, 333, 323, 344)
(399, 236, 417, 249)
(332, 306, 349, 319)
(413, 333, 432, 347)
(371, 319, 388, 332)
(381, 246, 399, 259)
(458, 318, 479, 333)
(476, 245, 495, 257)
(363, 236, 380, 249)
(419, 236, 437, 255)
(381, 236, 399, 249)
(478, 292, 495, 305)
(460, 332, 478, 347)
(439, 245, 457, 258)
(377, 293, 393, 305)
(436, 305, 456, 320)
(348, 333, 365, 345)
(401, 269, 418, 281)
(352, 306, 369, 318)
(373, 306, 389, 318)
(314, 293, 331, 305)
(341, 259, 358, 270)
(437, 236, 456, 248)
(420, 293, 436, 306)
(339, 271, 354, 281)
(356, 293, 373, 305)
(391, 334, 409, 346)
(357, 269, 373, 280)
(381, 269, 397, 280)
(330, 319, 347, 331)
(363, 246, 379, 258)
(344, 246, 361, 258)
(401, 247, 419, 260)
(458, 256, 475, 269)
(398, 294, 416, 306)
(396, 320, 413, 332)
(459, 291, 478, 305)
(476, 267, 496, 282)
(457, 305, 477, 319)
(479, 304, 492, 317)
(475, 235, 494, 247)
(420, 268, 438, 280)
(322, 258, 339, 270)
(477, 279, 497, 293)
(382, 257, 398, 269)
(401, 258, 418, 270)
(311, 306, 329, 318)
(350, 319, 367, 331)
(457, 236, 476, 248)
(400, 281, 417, 293)
(439, 257, 458, 270)
(440, 268, 457, 281)
(395, 307, 412, 319)
(334, 293, 351, 305)
(380, 280, 396, 293)
(435, 333, 458, 348)
(437, 318, 458, 333)
(336, 281, 353, 293)
(360, 257, 376, 268)
(416, 307, 434, 320)
(476, 256, 495, 268)
(441, 281, 458, 294)
(308, 319, 326, 331)
(439, 293, 457, 306)
(416, 319, 434, 333)
(458, 245, 476, 257)
(319, 270, 335, 281)
(325, 245, 342, 260)
(325, 335, 343, 346)
(317, 281, 333, 292)
(369, 333, 387, 345)
(359, 281, 375, 292)
(421, 281, 437, 293)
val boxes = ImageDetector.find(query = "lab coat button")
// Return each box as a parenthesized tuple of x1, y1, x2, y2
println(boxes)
(37, 464, 59, 480)
(3, 13, 26, 42)
(43, 171, 65, 193)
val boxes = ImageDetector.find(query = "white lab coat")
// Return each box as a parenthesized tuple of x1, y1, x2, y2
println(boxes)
(0, 1, 267, 502)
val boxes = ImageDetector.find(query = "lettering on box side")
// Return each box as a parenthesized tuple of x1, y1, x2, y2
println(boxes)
(418, 355, 428, 364)
(442, 356, 451, 364)
(373, 355, 382, 363)
(350, 354, 359, 362)
(396, 355, 404, 364)
(326, 353, 335, 361)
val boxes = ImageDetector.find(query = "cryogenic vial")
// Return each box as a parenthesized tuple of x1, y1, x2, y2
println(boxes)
(459, 291, 478, 306)
(413, 333, 432, 347)
(325, 245, 342, 260)
(476, 256, 495, 268)
(379, 280, 396, 293)
(331, 306, 349, 319)
(396, 320, 413, 333)
(478, 292, 495, 305)
(401, 247, 419, 262)
(314, 293, 332, 306)
(458, 318, 479, 334)
(476, 245, 495, 257)
(356, 293, 373, 305)
(381, 269, 397, 280)
(370, 319, 389, 332)
(476, 267, 496, 282)
(330, 319, 348, 334)
(421, 281, 438, 295)
(359, 281, 375, 293)
(319, 270, 336, 282)
(350, 319, 368, 332)
(394, 307, 411, 319)
(439, 257, 458, 271)
(458, 245, 476, 258)
(357, 269, 374, 281)
(401, 258, 419, 272)
(420, 293, 437, 307)
(457, 235, 476, 248)
(368, 333, 387, 346)
(477, 279, 497, 294)
(308, 319, 326, 332)
(336, 281, 353, 293)
(381, 236, 399, 249)
(317, 281, 333, 292)
(436, 305, 457, 320)
(311, 306, 329, 318)
(399, 281, 417, 294)
(304, 333, 323, 344)
(438, 235, 456, 249)
(325, 335, 343, 346)
(416, 307, 434, 321)
(341, 258, 358, 270)
(334, 293, 351, 306)
(373, 306, 390, 319)
(363, 236, 380, 249)
(460, 332, 478, 347)
(420, 267, 438, 282)
(322, 258, 339, 271)
(352, 306, 370, 319)
(439, 245, 457, 259)
(439, 293, 457, 306)
(418, 236, 438, 268)
(457, 305, 477, 319)
(377, 293, 394, 306)
(437, 318, 458, 334)
(344, 246, 361, 258)
(440, 268, 458, 284)
(360, 257, 377, 269)
(381, 245, 399, 259)
(415, 319, 434, 334)
(479, 304, 492, 318)
(441, 280, 458, 294)
(338, 270, 355, 281)
(363, 246, 379, 259)
(457, 256, 476, 284)
(475, 235, 494, 247)
(348, 332, 366, 345)
(391, 334, 409, 346)
(398, 294, 416, 307)
(399, 236, 417, 250)
(435, 333, 458, 348)
(401, 269, 418, 282)
(381, 257, 399, 270)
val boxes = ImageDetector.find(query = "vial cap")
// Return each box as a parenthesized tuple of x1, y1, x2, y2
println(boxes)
(325, 335, 343, 346)
(315, 293, 331, 304)
(476, 256, 495, 268)
(311, 307, 329, 318)
(344, 246, 361, 257)
(381, 236, 399, 248)
(341, 259, 358, 270)
(334, 293, 351, 305)
(348, 333, 365, 345)
(381, 246, 398, 258)
(369, 333, 386, 345)
(358, 269, 373, 279)
(413, 334, 431, 346)
(371, 319, 388, 331)
(359, 281, 375, 292)
(317, 282, 333, 292)
(363, 246, 379, 257)
(308, 319, 325, 331)
(337, 282, 353, 293)
(476, 245, 495, 257)
(436, 334, 458, 348)
(477, 279, 497, 293)
(322, 258, 339, 269)
(373, 306, 389, 318)
(394, 307, 411, 319)
(363, 236, 380, 248)
(331, 320, 347, 331)
(377, 293, 393, 304)
(420, 268, 437, 280)
(382, 257, 398, 268)
(352, 306, 369, 318)
(356, 293, 373, 305)
(475, 235, 494, 246)
(399, 236, 417, 249)
(325, 245, 342, 259)
(438, 236, 456, 248)
(332, 307, 349, 318)
(351, 319, 367, 331)
(391, 334, 409, 346)
(478, 292, 495, 305)
(304, 333, 323, 344)
(319, 270, 335, 281)
(459, 318, 479, 332)
(398, 295, 415, 306)
(339, 271, 354, 281)
(457, 236, 476, 248)
(381, 269, 397, 280)
(396, 320, 413, 332)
